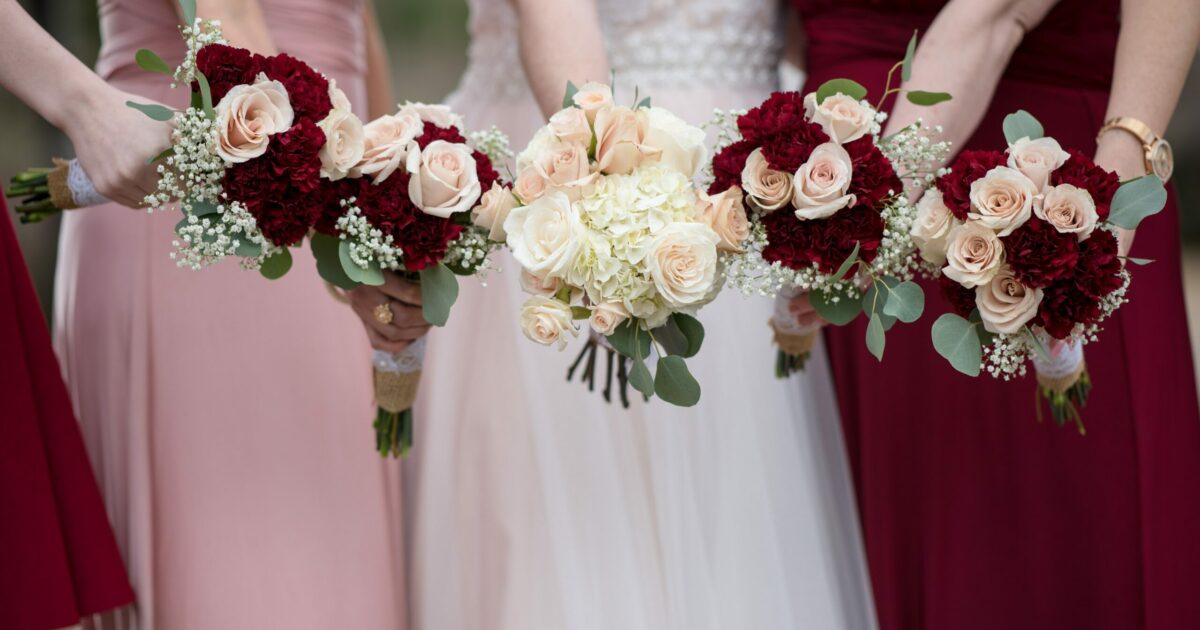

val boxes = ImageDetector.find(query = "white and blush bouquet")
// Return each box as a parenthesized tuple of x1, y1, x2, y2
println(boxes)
(922, 111, 1166, 429)
(502, 82, 744, 407)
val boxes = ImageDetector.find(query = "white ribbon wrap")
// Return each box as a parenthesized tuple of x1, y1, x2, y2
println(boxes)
(373, 336, 427, 375)
(1031, 337, 1085, 381)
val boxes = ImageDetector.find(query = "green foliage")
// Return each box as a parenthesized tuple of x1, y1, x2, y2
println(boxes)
(906, 91, 952, 106)
(607, 319, 652, 360)
(655, 356, 700, 407)
(311, 233, 358, 290)
(1002, 110, 1044, 144)
(865, 313, 886, 361)
(811, 286, 862, 326)
(195, 73, 216, 120)
(179, 0, 196, 26)
(126, 101, 175, 122)
(832, 242, 860, 280)
(1108, 175, 1168, 230)
(418, 263, 459, 327)
(931, 313, 982, 376)
(135, 49, 173, 75)
(259, 247, 292, 280)
(901, 31, 918, 82)
(338, 239, 384, 286)
(562, 81, 579, 110)
(816, 79, 868, 104)
(881, 280, 925, 323)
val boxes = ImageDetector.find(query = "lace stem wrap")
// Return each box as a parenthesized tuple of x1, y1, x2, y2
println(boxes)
(372, 336, 427, 413)
(1031, 338, 1085, 394)
(47, 158, 111, 210)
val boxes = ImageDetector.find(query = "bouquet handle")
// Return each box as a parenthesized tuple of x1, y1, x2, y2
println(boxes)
(372, 336, 427, 457)
(1031, 336, 1091, 433)
(770, 286, 823, 378)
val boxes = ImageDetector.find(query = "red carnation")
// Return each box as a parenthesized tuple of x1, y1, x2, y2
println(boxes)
(195, 44, 263, 103)
(736, 91, 810, 144)
(1033, 229, 1123, 339)
(1074, 229, 1125, 299)
(760, 121, 829, 173)
(1051, 150, 1119, 220)
(761, 204, 884, 274)
(1000, 217, 1080, 288)
(243, 191, 324, 247)
(354, 172, 464, 272)
(709, 139, 756, 195)
(415, 124, 468, 148)
(844, 136, 902, 208)
(263, 53, 332, 122)
(939, 273, 977, 318)
(936, 150, 1007, 220)
(313, 177, 360, 237)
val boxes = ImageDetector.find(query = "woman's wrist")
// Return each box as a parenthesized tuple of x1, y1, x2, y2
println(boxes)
(50, 72, 116, 137)
(1094, 128, 1148, 182)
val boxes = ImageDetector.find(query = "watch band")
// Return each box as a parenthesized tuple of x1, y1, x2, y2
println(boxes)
(1097, 116, 1173, 183)
(1098, 117, 1158, 146)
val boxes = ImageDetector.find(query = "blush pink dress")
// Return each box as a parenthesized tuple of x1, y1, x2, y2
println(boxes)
(54, 1, 407, 628)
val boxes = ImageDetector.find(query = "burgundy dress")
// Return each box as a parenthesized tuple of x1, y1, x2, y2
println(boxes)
(0, 197, 134, 629)
(792, 1, 1200, 628)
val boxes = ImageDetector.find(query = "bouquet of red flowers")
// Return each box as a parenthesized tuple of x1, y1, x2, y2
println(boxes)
(920, 110, 1166, 429)
(707, 42, 951, 375)
(311, 102, 509, 456)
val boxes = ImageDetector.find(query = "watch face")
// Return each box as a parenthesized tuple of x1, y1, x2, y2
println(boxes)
(1151, 140, 1174, 182)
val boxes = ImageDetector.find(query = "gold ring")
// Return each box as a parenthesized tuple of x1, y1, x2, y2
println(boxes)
(373, 302, 394, 325)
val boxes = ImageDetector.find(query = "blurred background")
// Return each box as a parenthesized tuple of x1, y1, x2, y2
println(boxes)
(4, 1, 1200, 379)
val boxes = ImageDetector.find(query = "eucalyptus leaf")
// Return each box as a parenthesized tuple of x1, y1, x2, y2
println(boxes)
(126, 101, 175, 122)
(418, 263, 459, 327)
(1024, 326, 1051, 362)
(338, 239, 384, 286)
(311, 233, 358, 290)
(562, 81, 580, 110)
(629, 354, 655, 398)
(259, 248, 292, 280)
(672, 313, 704, 357)
(811, 286, 862, 326)
(146, 146, 174, 165)
(815, 79, 868, 104)
(654, 356, 701, 407)
(1002, 110, 1044, 144)
(636, 97, 652, 109)
(833, 242, 860, 281)
(861, 284, 897, 331)
(234, 239, 262, 258)
(179, 0, 196, 26)
(881, 280, 925, 323)
(570, 306, 592, 320)
(905, 90, 952, 106)
(607, 319, 652, 360)
(1122, 256, 1155, 266)
(931, 313, 982, 377)
(866, 313, 886, 361)
(901, 30, 918, 82)
(189, 200, 220, 216)
(1108, 175, 1167, 230)
(196, 73, 216, 120)
(653, 319, 690, 357)
(135, 49, 173, 75)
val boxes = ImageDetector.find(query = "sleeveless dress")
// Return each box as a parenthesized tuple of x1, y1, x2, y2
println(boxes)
(792, 1, 1200, 628)
(54, 2, 407, 628)
(405, 2, 876, 629)
(0, 197, 133, 629)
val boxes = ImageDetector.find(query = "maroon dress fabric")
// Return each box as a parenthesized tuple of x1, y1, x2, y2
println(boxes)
(792, 1, 1200, 628)
(0, 198, 134, 629)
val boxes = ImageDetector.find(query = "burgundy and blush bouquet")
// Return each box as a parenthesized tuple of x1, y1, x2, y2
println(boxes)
(921, 111, 1166, 429)
(708, 56, 951, 375)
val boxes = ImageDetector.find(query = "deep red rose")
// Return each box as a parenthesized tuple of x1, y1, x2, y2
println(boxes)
(761, 204, 884, 273)
(1033, 229, 1123, 339)
(939, 273, 977, 318)
(1051, 150, 1119, 220)
(195, 44, 263, 103)
(736, 91, 810, 144)
(1000, 217, 1080, 288)
(262, 53, 332, 122)
(709, 139, 756, 195)
(844, 136, 902, 208)
(936, 150, 1007, 220)
(354, 172, 464, 271)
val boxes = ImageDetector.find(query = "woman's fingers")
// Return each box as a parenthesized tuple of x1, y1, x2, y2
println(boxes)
(380, 273, 422, 306)
(365, 327, 412, 354)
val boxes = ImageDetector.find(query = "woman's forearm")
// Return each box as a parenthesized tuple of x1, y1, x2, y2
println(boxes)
(512, 0, 609, 117)
(882, 0, 1056, 147)
(362, 0, 394, 120)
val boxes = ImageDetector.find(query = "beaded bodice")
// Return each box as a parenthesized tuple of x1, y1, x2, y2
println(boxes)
(461, 0, 782, 101)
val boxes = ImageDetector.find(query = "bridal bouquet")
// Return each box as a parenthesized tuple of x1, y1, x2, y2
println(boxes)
(503, 82, 741, 407)
(922, 110, 1166, 429)
(708, 49, 952, 376)
(6, 0, 350, 278)
(312, 102, 509, 456)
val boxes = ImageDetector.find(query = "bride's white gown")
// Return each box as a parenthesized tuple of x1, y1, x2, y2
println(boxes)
(407, 1, 877, 628)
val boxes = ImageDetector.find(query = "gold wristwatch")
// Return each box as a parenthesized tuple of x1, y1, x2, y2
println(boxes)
(1097, 117, 1174, 183)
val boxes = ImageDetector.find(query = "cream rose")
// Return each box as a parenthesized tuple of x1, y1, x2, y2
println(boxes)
(354, 110, 423, 182)
(520, 296, 578, 349)
(695, 186, 750, 253)
(572, 82, 614, 122)
(589, 301, 630, 335)
(643, 107, 707, 178)
(910, 189, 960, 265)
(504, 191, 582, 280)
(1036, 183, 1099, 240)
(792, 142, 858, 220)
(328, 81, 352, 112)
(398, 101, 464, 130)
(535, 140, 596, 196)
(646, 222, 720, 307)
(406, 140, 482, 218)
(549, 107, 593, 146)
(968, 166, 1037, 236)
(942, 222, 1006, 288)
(472, 181, 519, 242)
(976, 266, 1044, 334)
(1006, 136, 1070, 191)
(519, 269, 561, 296)
(317, 107, 365, 181)
(593, 106, 660, 175)
(214, 75, 294, 163)
(740, 148, 793, 212)
(803, 92, 874, 144)
(514, 166, 548, 204)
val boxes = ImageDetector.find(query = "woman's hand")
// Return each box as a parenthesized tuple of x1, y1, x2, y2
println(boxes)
(347, 273, 432, 354)
(788, 292, 827, 330)
(62, 88, 174, 209)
